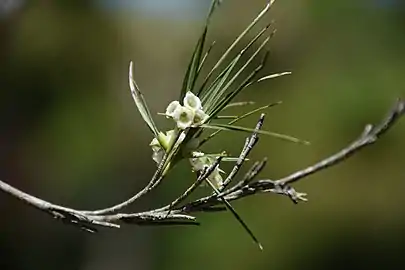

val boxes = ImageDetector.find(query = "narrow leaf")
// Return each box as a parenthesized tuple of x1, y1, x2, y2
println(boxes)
(207, 35, 271, 113)
(180, 0, 221, 100)
(202, 123, 310, 145)
(206, 50, 269, 121)
(201, 102, 281, 146)
(215, 115, 239, 119)
(257, 71, 291, 82)
(200, 0, 276, 94)
(197, 41, 216, 75)
(204, 178, 263, 250)
(201, 23, 272, 106)
(129, 61, 159, 137)
(225, 101, 256, 108)
(203, 56, 241, 109)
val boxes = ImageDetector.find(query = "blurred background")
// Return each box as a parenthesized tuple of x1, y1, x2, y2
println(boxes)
(1, 0, 405, 269)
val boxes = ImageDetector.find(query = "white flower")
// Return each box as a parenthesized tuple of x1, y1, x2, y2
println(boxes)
(190, 156, 208, 172)
(183, 91, 202, 110)
(165, 100, 181, 118)
(152, 149, 165, 164)
(208, 169, 224, 188)
(149, 137, 161, 152)
(192, 109, 208, 126)
(192, 151, 205, 158)
(173, 105, 195, 130)
(189, 153, 225, 188)
(150, 130, 180, 164)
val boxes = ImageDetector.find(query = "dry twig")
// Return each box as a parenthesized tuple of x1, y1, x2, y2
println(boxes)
(0, 99, 403, 233)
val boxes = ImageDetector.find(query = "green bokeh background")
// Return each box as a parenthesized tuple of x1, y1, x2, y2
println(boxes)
(1, 0, 404, 269)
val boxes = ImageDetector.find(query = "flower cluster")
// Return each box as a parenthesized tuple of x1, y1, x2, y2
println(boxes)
(189, 152, 224, 188)
(165, 91, 208, 130)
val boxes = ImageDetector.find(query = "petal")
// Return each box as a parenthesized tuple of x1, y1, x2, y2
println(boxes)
(183, 91, 202, 110)
(152, 149, 165, 164)
(173, 106, 194, 130)
(192, 109, 208, 126)
(208, 169, 223, 188)
(165, 100, 181, 117)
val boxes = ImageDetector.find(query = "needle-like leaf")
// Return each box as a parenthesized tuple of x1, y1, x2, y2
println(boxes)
(179, 0, 221, 100)
(201, 23, 273, 109)
(202, 123, 310, 144)
(204, 178, 263, 250)
(200, 102, 281, 146)
(129, 61, 159, 137)
(225, 101, 256, 108)
(199, 0, 277, 96)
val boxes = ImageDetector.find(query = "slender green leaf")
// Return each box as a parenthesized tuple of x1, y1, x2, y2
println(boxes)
(200, 0, 276, 96)
(222, 157, 249, 162)
(203, 56, 241, 109)
(129, 61, 159, 137)
(204, 178, 263, 250)
(257, 71, 292, 82)
(201, 23, 272, 106)
(225, 101, 256, 108)
(207, 35, 271, 114)
(206, 50, 269, 120)
(201, 102, 281, 146)
(197, 41, 216, 75)
(214, 115, 239, 119)
(180, 0, 221, 100)
(202, 123, 310, 144)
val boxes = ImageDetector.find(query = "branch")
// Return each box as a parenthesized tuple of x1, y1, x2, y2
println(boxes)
(0, 99, 403, 239)
(182, 99, 405, 207)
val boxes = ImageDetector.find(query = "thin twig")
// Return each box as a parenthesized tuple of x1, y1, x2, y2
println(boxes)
(159, 156, 223, 212)
(0, 99, 403, 239)
(220, 113, 264, 189)
(275, 99, 405, 186)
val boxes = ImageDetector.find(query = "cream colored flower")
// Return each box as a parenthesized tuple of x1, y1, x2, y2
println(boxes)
(189, 156, 208, 172)
(165, 100, 181, 118)
(173, 105, 195, 130)
(150, 130, 179, 164)
(189, 153, 225, 188)
(192, 109, 208, 126)
(183, 91, 202, 110)
(208, 169, 224, 188)
(149, 137, 161, 152)
(152, 149, 165, 164)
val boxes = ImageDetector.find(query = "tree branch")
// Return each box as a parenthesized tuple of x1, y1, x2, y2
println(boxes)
(0, 99, 403, 237)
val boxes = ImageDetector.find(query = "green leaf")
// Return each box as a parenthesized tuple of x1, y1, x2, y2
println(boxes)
(202, 56, 241, 109)
(202, 123, 310, 145)
(199, 0, 276, 97)
(201, 23, 272, 110)
(204, 178, 263, 250)
(129, 61, 159, 137)
(206, 50, 269, 121)
(224, 101, 256, 109)
(197, 41, 216, 75)
(179, 0, 221, 100)
(257, 71, 292, 82)
(200, 102, 281, 146)
(208, 35, 272, 114)
(214, 115, 239, 120)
